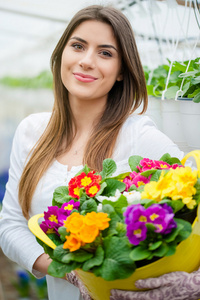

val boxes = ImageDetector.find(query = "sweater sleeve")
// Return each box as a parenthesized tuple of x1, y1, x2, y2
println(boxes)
(0, 114, 50, 278)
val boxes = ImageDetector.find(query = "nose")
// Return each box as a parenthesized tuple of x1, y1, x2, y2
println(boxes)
(79, 50, 95, 70)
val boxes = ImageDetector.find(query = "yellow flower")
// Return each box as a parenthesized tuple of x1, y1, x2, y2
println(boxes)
(84, 212, 110, 230)
(64, 212, 84, 233)
(79, 224, 99, 243)
(63, 233, 82, 252)
(141, 167, 198, 209)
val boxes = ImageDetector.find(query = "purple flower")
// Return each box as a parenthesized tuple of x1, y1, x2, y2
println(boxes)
(146, 204, 177, 234)
(126, 222, 147, 245)
(60, 200, 80, 215)
(58, 200, 80, 225)
(40, 221, 57, 234)
(40, 206, 60, 235)
(124, 204, 147, 225)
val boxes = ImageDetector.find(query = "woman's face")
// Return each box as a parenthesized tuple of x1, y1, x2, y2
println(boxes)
(61, 20, 122, 104)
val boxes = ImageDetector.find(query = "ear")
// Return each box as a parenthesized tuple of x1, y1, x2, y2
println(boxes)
(116, 73, 123, 81)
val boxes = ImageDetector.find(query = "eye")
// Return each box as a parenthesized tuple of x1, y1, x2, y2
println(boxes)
(72, 43, 84, 50)
(100, 50, 112, 57)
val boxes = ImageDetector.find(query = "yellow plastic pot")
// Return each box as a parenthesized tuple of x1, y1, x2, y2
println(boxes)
(28, 150, 200, 300)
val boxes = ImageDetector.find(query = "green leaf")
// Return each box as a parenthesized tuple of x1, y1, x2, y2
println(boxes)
(102, 179, 126, 196)
(95, 181, 107, 196)
(52, 186, 72, 206)
(75, 164, 91, 176)
(194, 178, 200, 204)
(100, 159, 117, 179)
(102, 204, 115, 214)
(140, 199, 156, 208)
(130, 246, 151, 261)
(140, 169, 157, 178)
(112, 172, 130, 181)
(153, 243, 169, 257)
(102, 211, 121, 236)
(146, 84, 154, 96)
(150, 170, 162, 182)
(81, 199, 97, 213)
(102, 194, 128, 214)
(128, 155, 143, 172)
(82, 246, 104, 271)
(165, 86, 180, 99)
(193, 91, 200, 103)
(58, 226, 68, 242)
(170, 199, 185, 213)
(148, 241, 162, 251)
(94, 236, 135, 281)
(48, 260, 80, 277)
(61, 250, 93, 263)
(165, 243, 176, 256)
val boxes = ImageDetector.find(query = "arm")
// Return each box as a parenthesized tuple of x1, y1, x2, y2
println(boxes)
(0, 116, 46, 278)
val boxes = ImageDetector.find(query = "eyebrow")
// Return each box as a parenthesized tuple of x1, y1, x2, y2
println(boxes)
(69, 36, 118, 52)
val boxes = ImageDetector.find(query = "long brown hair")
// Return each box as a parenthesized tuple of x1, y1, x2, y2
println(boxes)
(19, 5, 148, 219)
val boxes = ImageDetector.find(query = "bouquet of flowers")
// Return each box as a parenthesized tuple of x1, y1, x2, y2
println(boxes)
(28, 150, 200, 300)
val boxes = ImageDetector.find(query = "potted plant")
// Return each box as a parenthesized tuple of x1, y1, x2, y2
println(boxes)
(145, 62, 187, 150)
(174, 58, 200, 149)
(28, 151, 200, 300)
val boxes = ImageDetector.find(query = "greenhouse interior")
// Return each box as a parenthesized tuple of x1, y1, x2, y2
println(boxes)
(0, 0, 200, 299)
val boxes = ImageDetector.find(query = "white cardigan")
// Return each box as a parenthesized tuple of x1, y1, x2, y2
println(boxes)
(0, 112, 184, 300)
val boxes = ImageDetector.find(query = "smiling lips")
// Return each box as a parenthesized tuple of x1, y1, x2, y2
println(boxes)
(73, 72, 97, 83)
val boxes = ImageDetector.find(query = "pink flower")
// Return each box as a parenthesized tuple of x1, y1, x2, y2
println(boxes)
(132, 174, 150, 187)
(138, 158, 157, 172)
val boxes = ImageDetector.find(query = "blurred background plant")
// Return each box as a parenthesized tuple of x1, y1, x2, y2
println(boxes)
(11, 269, 48, 300)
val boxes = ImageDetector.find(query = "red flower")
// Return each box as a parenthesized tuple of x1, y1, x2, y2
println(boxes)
(85, 183, 101, 197)
(76, 171, 101, 188)
(68, 171, 102, 199)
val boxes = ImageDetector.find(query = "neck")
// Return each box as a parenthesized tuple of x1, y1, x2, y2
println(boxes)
(69, 95, 106, 131)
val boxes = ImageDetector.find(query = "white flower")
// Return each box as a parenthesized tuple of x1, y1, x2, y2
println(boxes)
(123, 190, 141, 204)
(96, 189, 122, 203)
(97, 203, 103, 212)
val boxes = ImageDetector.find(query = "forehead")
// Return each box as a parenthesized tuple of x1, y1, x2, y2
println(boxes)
(69, 20, 117, 46)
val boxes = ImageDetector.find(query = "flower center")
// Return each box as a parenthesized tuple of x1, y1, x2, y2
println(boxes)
(139, 215, 147, 222)
(81, 177, 92, 187)
(133, 229, 142, 237)
(49, 215, 58, 223)
(64, 204, 74, 211)
(150, 213, 159, 221)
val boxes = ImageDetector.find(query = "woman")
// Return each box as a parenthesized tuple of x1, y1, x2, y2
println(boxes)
(0, 5, 200, 300)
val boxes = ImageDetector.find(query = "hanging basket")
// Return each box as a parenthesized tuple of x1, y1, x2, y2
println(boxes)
(177, 97, 200, 149)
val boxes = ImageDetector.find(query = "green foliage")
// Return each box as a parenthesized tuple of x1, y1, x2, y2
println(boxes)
(0, 70, 53, 89)
(93, 236, 136, 281)
(52, 186, 72, 207)
(145, 57, 200, 102)
(100, 159, 117, 180)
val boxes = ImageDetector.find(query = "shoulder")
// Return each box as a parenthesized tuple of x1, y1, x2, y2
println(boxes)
(120, 114, 156, 137)
(114, 113, 183, 161)
(13, 112, 52, 161)
(16, 112, 51, 139)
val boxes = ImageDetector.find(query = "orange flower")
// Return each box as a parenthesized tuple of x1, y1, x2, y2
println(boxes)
(85, 212, 110, 230)
(64, 212, 84, 233)
(63, 233, 82, 252)
(79, 224, 99, 243)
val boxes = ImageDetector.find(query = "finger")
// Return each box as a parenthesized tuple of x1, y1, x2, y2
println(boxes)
(135, 271, 188, 289)
(111, 288, 164, 300)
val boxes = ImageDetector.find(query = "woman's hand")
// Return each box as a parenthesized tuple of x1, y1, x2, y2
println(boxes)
(110, 269, 200, 300)
(66, 271, 92, 300)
